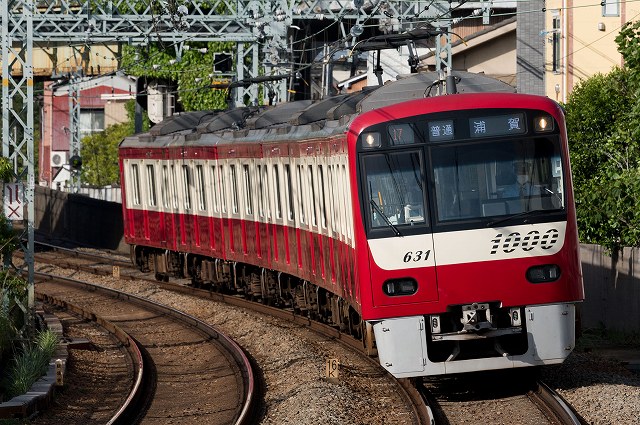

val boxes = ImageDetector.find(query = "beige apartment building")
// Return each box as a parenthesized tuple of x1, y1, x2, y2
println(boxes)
(545, 0, 640, 103)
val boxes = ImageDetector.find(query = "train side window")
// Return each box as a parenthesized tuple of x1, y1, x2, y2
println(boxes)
(342, 164, 353, 241)
(262, 164, 271, 219)
(340, 163, 348, 238)
(296, 164, 305, 224)
(145, 164, 157, 207)
(161, 165, 170, 209)
(273, 164, 282, 219)
(195, 164, 207, 212)
(257, 164, 264, 217)
(181, 164, 192, 211)
(131, 163, 141, 206)
(220, 165, 227, 213)
(308, 165, 317, 226)
(230, 164, 239, 214)
(170, 165, 179, 209)
(243, 164, 253, 215)
(318, 164, 328, 229)
(285, 164, 295, 222)
(210, 165, 220, 213)
(328, 164, 338, 233)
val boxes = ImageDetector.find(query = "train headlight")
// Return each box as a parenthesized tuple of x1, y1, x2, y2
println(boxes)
(534, 115, 554, 133)
(361, 132, 381, 149)
(383, 278, 418, 296)
(526, 264, 561, 283)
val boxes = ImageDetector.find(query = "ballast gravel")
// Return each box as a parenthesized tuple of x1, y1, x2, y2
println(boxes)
(37, 257, 640, 424)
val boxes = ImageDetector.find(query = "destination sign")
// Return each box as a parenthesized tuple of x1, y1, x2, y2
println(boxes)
(469, 113, 526, 138)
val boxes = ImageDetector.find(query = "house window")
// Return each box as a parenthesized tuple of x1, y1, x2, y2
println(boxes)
(552, 16, 561, 73)
(602, 0, 619, 16)
(79, 109, 105, 139)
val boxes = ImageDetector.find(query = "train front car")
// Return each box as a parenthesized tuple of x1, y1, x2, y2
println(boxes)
(351, 93, 584, 377)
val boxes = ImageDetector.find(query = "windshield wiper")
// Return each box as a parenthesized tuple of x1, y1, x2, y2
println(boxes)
(370, 200, 402, 236)
(486, 209, 552, 228)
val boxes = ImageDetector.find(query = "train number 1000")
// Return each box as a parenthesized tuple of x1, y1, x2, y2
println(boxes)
(490, 229, 559, 255)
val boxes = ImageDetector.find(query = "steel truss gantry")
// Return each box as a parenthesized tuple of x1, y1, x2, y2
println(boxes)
(2, 0, 464, 322)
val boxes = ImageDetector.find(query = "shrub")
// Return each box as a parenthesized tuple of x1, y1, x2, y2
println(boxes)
(4, 330, 59, 399)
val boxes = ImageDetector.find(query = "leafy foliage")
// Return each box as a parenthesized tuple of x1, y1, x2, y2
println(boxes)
(80, 122, 129, 186)
(3, 330, 58, 399)
(565, 31, 640, 253)
(120, 42, 234, 111)
(79, 100, 149, 186)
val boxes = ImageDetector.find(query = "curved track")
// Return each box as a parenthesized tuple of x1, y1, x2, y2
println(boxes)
(30, 242, 433, 424)
(35, 272, 257, 425)
(418, 369, 586, 425)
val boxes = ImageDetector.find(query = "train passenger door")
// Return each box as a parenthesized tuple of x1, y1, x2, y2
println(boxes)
(361, 149, 439, 306)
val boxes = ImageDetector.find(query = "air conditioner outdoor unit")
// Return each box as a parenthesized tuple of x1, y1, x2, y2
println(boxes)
(50, 151, 67, 167)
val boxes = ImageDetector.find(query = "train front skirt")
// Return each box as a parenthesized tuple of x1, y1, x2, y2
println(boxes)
(371, 303, 576, 377)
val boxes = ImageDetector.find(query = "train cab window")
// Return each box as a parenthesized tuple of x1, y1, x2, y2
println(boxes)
(230, 164, 239, 214)
(296, 165, 306, 224)
(363, 151, 427, 230)
(145, 164, 157, 207)
(130, 163, 141, 206)
(273, 164, 282, 219)
(431, 137, 565, 223)
(243, 164, 253, 215)
(195, 164, 207, 212)
(284, 164, 295, 221)
(161, 165, 170, 209)
(181, 164, 192, 211)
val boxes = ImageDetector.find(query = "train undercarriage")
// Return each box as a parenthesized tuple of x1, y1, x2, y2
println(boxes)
(131, 245, 377, 355)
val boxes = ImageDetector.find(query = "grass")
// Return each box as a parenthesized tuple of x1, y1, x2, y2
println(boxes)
(3, 330, 59, 399)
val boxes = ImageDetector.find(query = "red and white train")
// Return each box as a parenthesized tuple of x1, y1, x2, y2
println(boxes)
(119, 72, 584, 378)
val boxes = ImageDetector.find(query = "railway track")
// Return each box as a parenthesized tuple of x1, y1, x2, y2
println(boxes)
(28, 242, 586, 424)
(34, 269, 257, 425)
(418, 369, 586, 425)
(28, 242, 432, 424)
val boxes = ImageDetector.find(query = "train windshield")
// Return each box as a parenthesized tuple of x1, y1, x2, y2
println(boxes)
(363, 150, 427, 229)
(432, 137, 565, 223)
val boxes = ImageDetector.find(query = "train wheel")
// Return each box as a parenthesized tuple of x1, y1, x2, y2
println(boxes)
(362, 322, 377, 357)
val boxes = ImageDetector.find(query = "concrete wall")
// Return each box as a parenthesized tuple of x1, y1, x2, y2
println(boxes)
(580, 244, 640, 333)
(34, 186, 128, 253)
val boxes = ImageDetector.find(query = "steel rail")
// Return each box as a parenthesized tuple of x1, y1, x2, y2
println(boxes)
(34, 271, 258, 425)
(36, 291, 145, 425)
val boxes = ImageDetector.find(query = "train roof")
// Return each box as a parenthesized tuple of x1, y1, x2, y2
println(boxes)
(120, 71, 516, 149)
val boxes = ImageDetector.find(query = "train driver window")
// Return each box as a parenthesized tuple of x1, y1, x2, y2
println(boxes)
(362, 151, 426, 229)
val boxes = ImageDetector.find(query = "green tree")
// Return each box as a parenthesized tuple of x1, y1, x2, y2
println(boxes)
(120, 42, 235, 111)
(79, 100, 149, 186)
(565, 33, 640, 254)
(80, 123, 129, 186)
